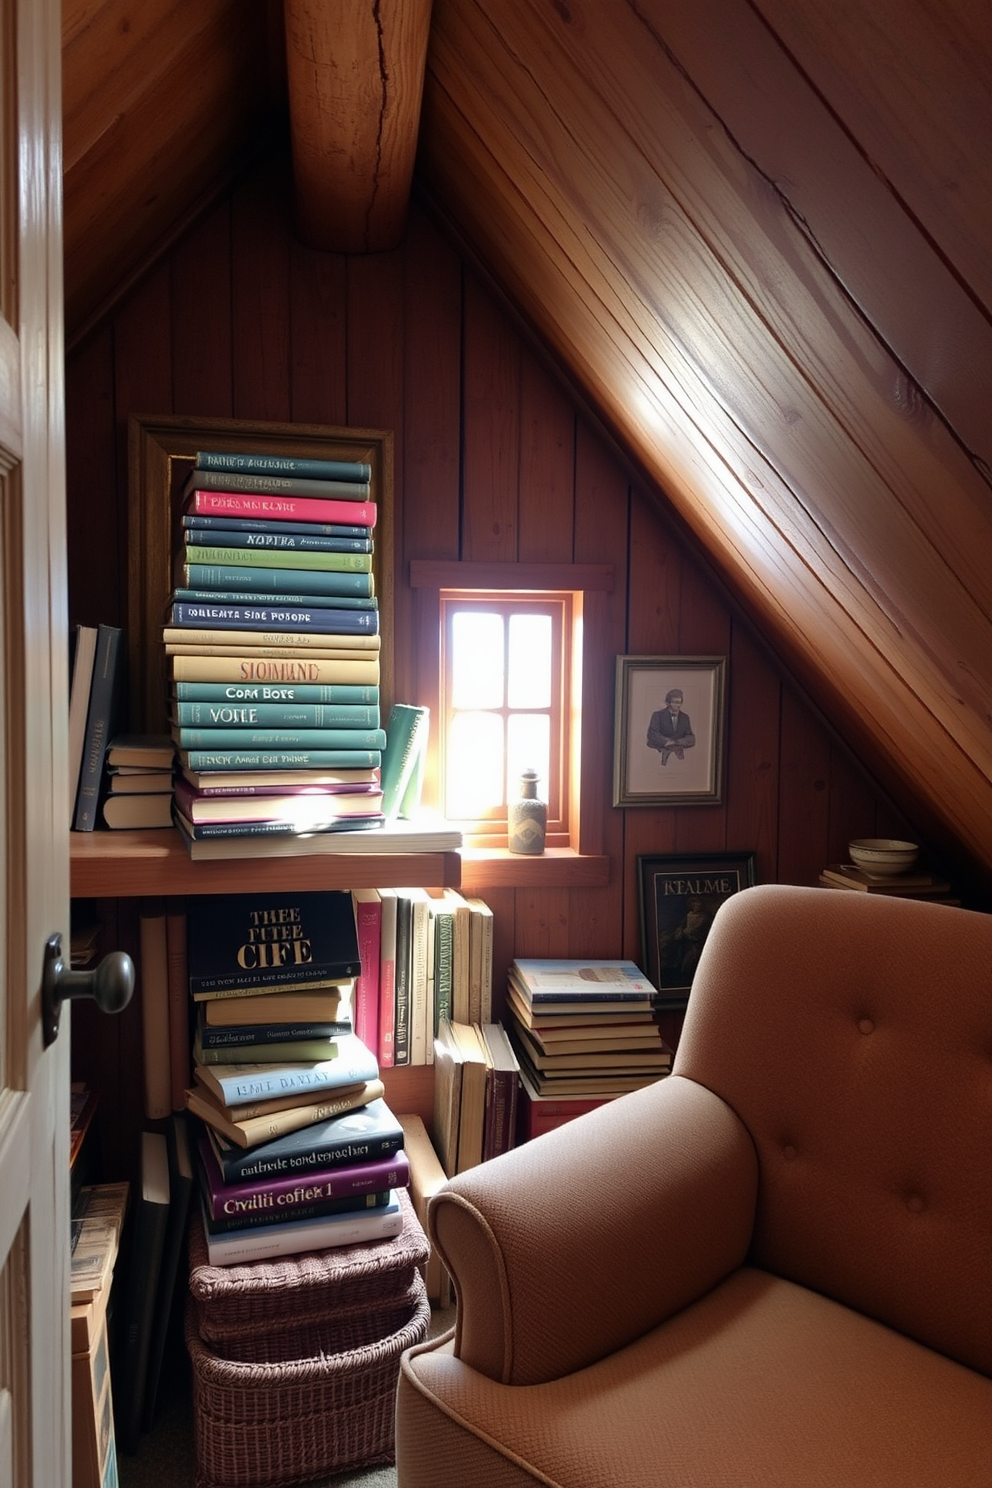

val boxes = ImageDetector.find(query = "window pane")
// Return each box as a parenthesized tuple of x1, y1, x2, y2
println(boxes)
(507, 614, 552, 707)
(507, 713, 550, 801)
(451, 612, 505, 709)
(446, 712, 504, 817)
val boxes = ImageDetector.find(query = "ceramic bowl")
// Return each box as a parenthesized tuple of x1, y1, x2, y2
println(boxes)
(848, 838, 919, 874)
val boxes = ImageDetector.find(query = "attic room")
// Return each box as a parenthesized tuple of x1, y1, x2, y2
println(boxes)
(63, 0, 992, 1157)
(12, 1, 983, 1485)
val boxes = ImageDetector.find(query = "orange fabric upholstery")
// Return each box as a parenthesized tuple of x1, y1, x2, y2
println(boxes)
(396, 884, 992, 1486)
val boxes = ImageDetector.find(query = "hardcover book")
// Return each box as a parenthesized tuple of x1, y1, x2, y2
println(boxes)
(174, 681, 379, 706)
(194, 449, 372, 484)
(183, 512, 372, 539)
(185, 1077, 385, 1149)
(352, 887, 382, 1056)
(172, 700, 379, 728)
(169, 654, 381, 685)
(379, 703, 430, 818)
(177, 544, 372, 573)
(204, 1095, 405, 1183)
(73, 623, 126, 831)
(184, 466, 370, 500)
(169, 601, 379, 634)
(196, 1132, 410, 1223)
(509, 958, 658, 1005)
(178, 563, 374, 599)
(201, 986, 350, 1023)
(114, 1130, 170, 1454)
(186, 889, 361, 995)
(193, 1031, 379, 1107)
(185, 490, 377, 528)
(197, 1191, 403, 1266)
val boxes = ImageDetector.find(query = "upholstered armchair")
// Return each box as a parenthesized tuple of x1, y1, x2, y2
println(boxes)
(396, 884, 992, 1487)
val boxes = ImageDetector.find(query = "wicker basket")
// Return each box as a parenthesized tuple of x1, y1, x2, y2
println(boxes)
(186, 1276, 430, 1488)
(188, 1187, 430, 1346)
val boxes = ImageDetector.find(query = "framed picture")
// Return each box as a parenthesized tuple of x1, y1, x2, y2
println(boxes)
(613, 655, 727, 807)
(637, 851, 756, 1007)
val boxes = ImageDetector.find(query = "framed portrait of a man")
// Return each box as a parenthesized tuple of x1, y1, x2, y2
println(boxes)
(612, 655, 727, 807)
(637, 851, 756, 1007)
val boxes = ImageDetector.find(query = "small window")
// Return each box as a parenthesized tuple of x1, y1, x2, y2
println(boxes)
(439, 589, 579, 847)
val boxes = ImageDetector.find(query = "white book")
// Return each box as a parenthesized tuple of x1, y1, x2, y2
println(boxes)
(201, 1191, 403, 1265)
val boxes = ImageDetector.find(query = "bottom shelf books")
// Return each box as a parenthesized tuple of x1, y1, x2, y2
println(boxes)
(432, 1019, 521, 1177)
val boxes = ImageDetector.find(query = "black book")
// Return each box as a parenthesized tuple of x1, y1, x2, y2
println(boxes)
(73, 623, 126, 831)
(203, 1096, 405, 1184)
(141, 1114, 194, 1434)
(186, 889, 361, 996)
(114, 1130, 170, 1455)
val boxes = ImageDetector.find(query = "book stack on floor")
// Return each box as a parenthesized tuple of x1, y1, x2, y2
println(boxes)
(504, 958, 674, 1139)
(168, 446, 389, 856)
(100, 733, 177, 829)
(183, 888, 413, 1266)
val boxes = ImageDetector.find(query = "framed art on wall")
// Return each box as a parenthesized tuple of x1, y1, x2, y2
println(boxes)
(613, 655, 727, 807)
(637, 850, 756, 1008)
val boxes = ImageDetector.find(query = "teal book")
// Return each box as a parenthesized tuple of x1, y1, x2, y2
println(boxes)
(183, 527, 372, 554)
(173, 681, 379, 705)
(172, 701, 379, 728)
(172, 726, 387, 751)
(173, 588, 377, 610)
(194, 449, 372, 484)
(194, 1032, 380, 1107)
(168, 601, 379, 635)
(180, 564, 374, 598)
(178, 749, 381, 770)
(379, 703, 430, 818)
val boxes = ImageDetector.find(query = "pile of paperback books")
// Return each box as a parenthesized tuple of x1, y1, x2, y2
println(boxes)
(167, 445, 386, 855)
(183, 889, 412, 1266)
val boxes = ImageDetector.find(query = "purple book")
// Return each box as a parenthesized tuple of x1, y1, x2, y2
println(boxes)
(196, 1132, 410, 1223)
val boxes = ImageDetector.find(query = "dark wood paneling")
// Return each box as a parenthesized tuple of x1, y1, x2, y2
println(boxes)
(66, 170, 934, 1130)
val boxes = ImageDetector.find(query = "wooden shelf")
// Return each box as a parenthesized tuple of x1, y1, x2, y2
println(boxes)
(460, 848, 610, 891)
(70, 829, 461, 898)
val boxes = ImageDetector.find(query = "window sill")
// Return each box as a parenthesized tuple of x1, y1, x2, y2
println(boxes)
(459, 847, 610, 891)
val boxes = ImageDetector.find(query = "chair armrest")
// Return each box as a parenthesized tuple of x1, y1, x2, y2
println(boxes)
(429, 1073, 757, 1385)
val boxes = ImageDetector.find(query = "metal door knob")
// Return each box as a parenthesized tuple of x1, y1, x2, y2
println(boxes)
(42, 932, 134, 1046)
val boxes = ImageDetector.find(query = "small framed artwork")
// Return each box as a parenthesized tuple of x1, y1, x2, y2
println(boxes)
(637, 851, 756, 1007)
(613, 655, 727, 807)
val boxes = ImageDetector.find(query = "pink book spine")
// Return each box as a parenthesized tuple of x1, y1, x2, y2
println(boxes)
(199, 1135, 409, 1220)
(187, 490, 377, 528)
(353, 892, 381, 1057)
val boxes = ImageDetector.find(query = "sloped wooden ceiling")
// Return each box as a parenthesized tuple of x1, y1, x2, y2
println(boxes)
(61, 0, 992, 881)
(415, 0, 992, 880)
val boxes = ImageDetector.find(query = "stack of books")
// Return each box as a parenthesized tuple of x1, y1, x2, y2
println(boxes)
(100, 734, 177, 829)
(182, 888, 409, 1264)
(817, 862, 959, 903)
(167, 447, 388, 856)
(504, 958, 673, 1132)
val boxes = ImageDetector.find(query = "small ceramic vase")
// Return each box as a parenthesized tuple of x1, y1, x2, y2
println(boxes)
(507, 768, 547, 854)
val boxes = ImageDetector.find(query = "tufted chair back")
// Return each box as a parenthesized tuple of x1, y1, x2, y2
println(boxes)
(673, 883, 992, 1376)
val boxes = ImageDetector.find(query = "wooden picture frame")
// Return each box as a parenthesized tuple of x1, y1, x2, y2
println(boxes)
(637, 850, 756, 1007)
(613, 654, 727, 807)
(126, 414, 394, 734)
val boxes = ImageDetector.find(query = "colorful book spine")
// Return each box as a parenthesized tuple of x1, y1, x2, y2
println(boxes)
(179, 564, 374, 598)
(175, 815, 383, 843)
(204, 1190, 392, 1234)
(197, 1020, 352, 1050)
(173, 681, 379, 705)
(377, 889, 398, 1069)
(197, 1037, 380, 1106)
(178, 749, 382, 770)
(180, 544, 372, 573)
(194, 450, 372, 483)
(185, 490, 376, 527)
(173, 588, 377, 610)
(198, 1135, 410, 1223)
(199, 1194, 403, 1266)
(173, 701, 379, 728)
(206, 1097, 404, 1183)
(183, 514, 372, 539)
(172, 726, 387, 751)
(352, 888, 382, 1057)
(185, 468, 370, 499)
(169, 602, 379, 634)
(379, 703, 430, 818)
(183, 527, 372, 553)
(169, 656, 381, 685)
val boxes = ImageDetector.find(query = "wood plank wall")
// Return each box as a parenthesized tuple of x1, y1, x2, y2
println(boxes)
(65, 151, 918, 1170)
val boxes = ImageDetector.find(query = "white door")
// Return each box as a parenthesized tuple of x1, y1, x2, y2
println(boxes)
(0, 0, 72, 1484)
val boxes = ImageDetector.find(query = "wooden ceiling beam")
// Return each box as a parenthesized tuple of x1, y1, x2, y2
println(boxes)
(283, 0, 432, 253)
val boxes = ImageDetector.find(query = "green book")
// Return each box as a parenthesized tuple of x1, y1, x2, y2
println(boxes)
(379, 703, 430, 818)
(181, 544, 372, 572)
